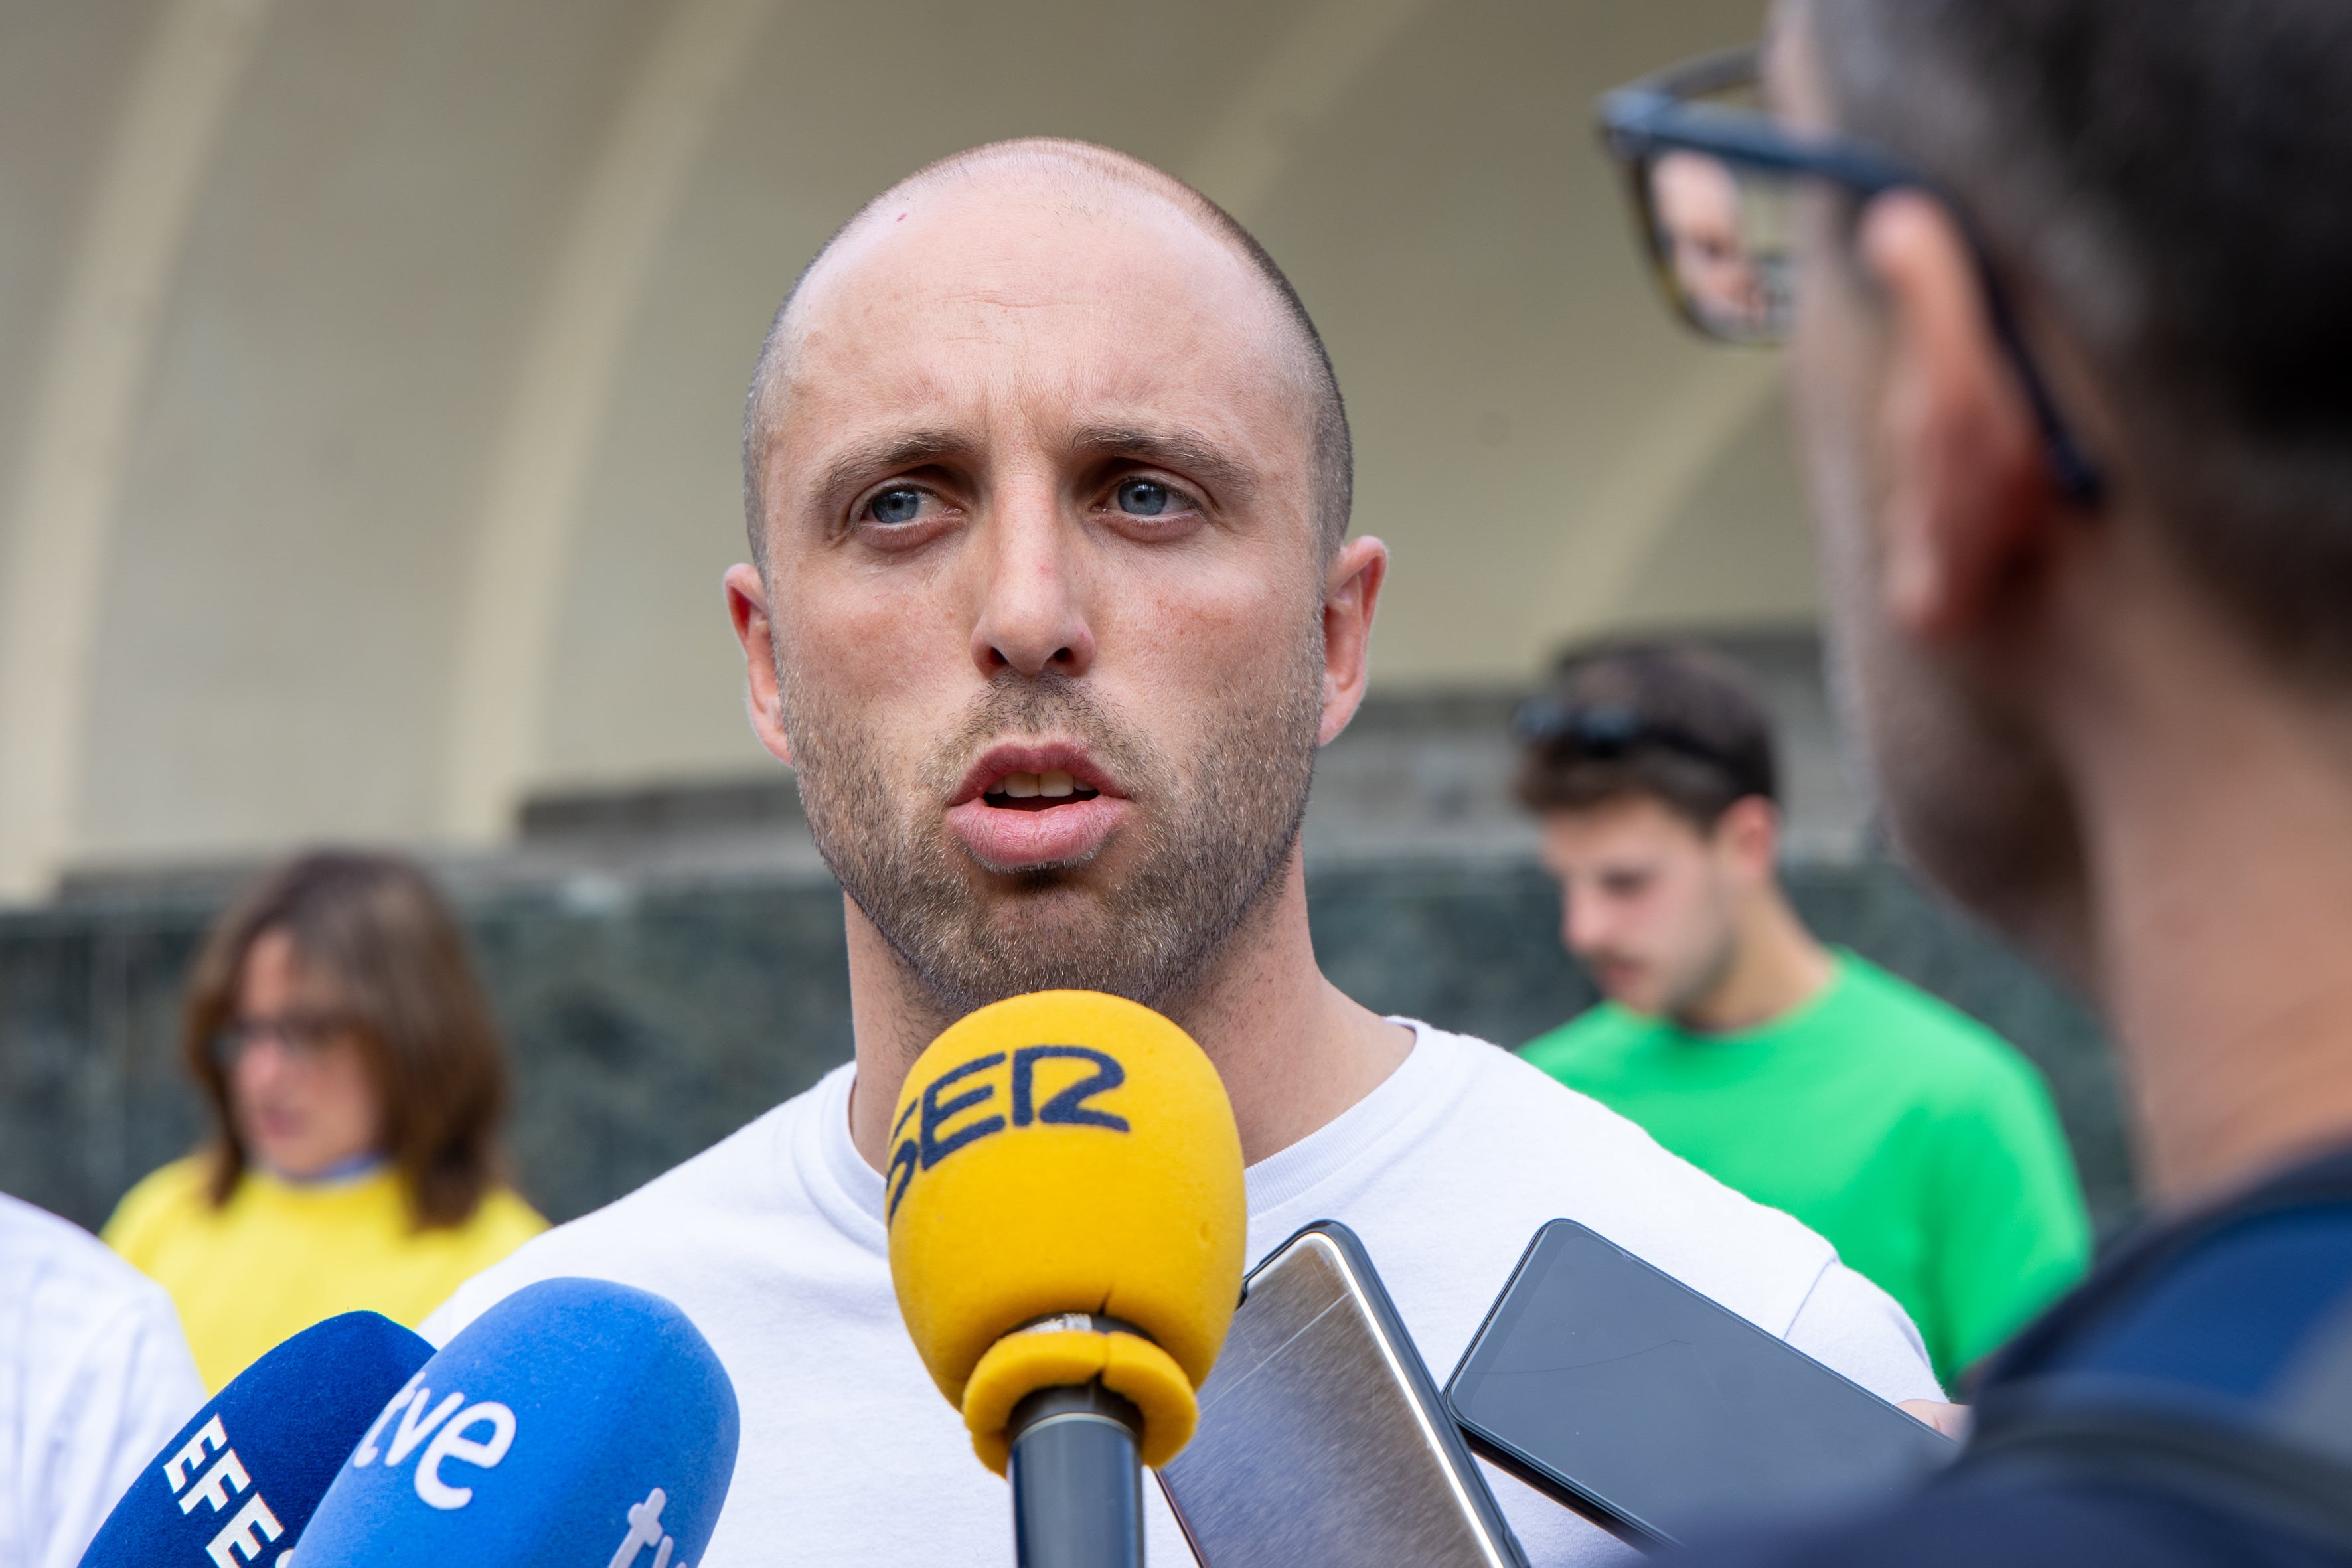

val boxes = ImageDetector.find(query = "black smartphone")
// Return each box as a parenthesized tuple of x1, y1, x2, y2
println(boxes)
(1158, 1221, 1528, 1568)
(1445, 1218, 1955, 1549)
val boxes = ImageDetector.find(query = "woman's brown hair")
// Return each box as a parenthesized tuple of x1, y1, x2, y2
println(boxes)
(182, 851, 514, 1228)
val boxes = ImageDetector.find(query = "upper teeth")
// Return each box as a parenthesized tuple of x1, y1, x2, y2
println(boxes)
(992, 770, 1077, 799)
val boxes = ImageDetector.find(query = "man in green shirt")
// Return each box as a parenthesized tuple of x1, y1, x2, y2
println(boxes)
(1514, 642, 2089, 1385)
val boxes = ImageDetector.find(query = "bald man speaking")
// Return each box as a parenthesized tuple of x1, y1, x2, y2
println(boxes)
(428, 141, 1938, 1565)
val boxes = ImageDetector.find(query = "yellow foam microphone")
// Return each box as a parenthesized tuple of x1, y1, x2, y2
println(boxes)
(885, 990, 1245, 1568)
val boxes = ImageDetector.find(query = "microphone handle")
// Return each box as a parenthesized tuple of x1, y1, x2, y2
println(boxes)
(1008, 1382, 1146, 1568)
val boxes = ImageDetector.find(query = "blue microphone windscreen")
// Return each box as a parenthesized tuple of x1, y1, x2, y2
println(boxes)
(78, 1312, 433, 1568)
(293, 1277, 740, 1568)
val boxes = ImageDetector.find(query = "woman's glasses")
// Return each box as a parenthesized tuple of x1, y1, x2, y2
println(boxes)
(1596, 47, 2104, 506)
(211, 1010, 356, 1067)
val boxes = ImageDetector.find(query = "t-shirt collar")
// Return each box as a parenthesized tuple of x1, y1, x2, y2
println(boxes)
(1240, 1018, 1449, 1217)
(1660, 949, 1855, 1048)
(806, 1061, 889, 1253)
(255, 1152, 388, 1190)
(801, 1018, 1453, 1259)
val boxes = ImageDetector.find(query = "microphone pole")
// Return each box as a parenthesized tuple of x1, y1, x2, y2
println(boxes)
(1007, 1360, 1144, 1568)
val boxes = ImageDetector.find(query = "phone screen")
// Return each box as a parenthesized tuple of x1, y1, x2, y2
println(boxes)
(1445, 1219, 1954, 1547)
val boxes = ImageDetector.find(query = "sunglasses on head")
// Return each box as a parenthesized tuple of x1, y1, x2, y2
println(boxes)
(1513, 696, 1773, 805)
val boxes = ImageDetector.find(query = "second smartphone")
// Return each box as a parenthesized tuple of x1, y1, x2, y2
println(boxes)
(1446, 1217, 1956, 1549)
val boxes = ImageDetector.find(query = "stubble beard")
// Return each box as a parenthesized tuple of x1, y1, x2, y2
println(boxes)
(778, 623, 1326, 1031)
(1810, 381, 2090, 975)
(1660, 907, 1743, 1024)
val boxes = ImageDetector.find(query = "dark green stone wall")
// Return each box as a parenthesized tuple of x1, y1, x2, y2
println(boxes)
(0, 858, 2132, 1237)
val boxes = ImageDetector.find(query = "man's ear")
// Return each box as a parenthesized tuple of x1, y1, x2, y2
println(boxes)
(725, 562, 795, 768)
(1859, 191, 2053, 643)
(1715, 795, 1782, 884)
(1318, 536, 1388, 745)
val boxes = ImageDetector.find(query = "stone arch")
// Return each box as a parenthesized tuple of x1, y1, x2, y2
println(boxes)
(437, 0, 783, 842)
(0, 0, 273, 898)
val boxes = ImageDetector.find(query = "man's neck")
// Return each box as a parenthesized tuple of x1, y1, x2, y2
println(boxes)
(2067, 615, 2352, 1210)
(1675, 890, 1836, 1034)
(842, 852, 1413, 1172)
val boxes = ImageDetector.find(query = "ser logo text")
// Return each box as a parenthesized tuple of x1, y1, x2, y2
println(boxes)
(887, 1044, 1127, 1219)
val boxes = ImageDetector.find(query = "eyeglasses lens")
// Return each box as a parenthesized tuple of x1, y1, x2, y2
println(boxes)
(213, 1014, 342, 1067)
(1644, 149, 1798, 345)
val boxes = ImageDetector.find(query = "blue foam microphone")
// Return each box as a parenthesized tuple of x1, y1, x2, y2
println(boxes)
(293, 1278, 740, 1568)
(77, 1312, 433, 1568)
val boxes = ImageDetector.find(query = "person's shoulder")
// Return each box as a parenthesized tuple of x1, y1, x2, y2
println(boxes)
(1517, 1001, 1648, 1077)
(1396, 1022, 1845, 1302)
(1834, 954, 2005, 1047)
(1833, 957, 2050, 1093)
(0, 1194, 206, 1488)
(1415, 1020, 1717, 1156)
(99, 1154, 212, 1259)
(4, 1191, 145, 1289)
(1415, 1018, 1651, 1127)
(422, 1091, 820, 1343)
(1, 1191, 190, 1345)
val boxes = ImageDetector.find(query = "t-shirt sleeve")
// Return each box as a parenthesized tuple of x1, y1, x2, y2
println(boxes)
(418, 1271, 489, 1348)
(1783, 1259, 1946, 1404)
(35, 1281, 206, 1568)
(408, 1192, 554, 1334)
(417, 1222, 554, 1348)
(1514, 1022, 1581, 1081)
(1925, 1061, 2092, 1375)
(455, 1190, 551, 1273)
(1514, 1008, 1620, 1089)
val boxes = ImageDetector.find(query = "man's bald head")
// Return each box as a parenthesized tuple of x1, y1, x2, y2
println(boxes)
(741, 138, 1352, 568)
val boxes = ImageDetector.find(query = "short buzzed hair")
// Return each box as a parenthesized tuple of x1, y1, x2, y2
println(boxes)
(740, 138, 1352, 570)
(1812, 0, 2352, 682)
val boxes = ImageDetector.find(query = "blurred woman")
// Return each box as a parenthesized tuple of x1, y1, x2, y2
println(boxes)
(104, 852, 545, 1389)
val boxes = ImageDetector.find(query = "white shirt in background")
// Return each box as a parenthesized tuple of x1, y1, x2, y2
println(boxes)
(428, 1020, 1940, 1567)
(0, 1193, 205, 1568)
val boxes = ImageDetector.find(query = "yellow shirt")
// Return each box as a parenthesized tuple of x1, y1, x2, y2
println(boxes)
(103, 1156, 546, 1390)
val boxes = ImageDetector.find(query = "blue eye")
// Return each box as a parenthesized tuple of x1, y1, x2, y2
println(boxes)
(869, 487, 925, 525)
(1116, 479, 1172, 517)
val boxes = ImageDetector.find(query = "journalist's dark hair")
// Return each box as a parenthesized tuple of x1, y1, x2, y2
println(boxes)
(1514, 642, 1777, 830)
(181, 850, 514, 1229)
(1810, 0, 2352, 678)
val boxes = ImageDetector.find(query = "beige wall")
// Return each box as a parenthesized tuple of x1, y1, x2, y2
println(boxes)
(0, 0, 1800, 897)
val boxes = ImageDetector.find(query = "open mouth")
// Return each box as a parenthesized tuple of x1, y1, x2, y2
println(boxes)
(980, 769, 1103, 813)
(949, 746, 1127, 868)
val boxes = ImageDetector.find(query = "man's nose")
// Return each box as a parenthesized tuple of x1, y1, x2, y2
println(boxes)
(234, 1041, 290, 1099)
(970, 479, 1095, 680)
(1562, 888, 1610, 956)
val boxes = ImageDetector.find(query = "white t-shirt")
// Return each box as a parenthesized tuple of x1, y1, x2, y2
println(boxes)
(428, 1021, 1939, 1566)
(0, 1193, 206, 1568)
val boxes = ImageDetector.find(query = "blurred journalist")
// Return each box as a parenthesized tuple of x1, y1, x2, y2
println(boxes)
(104, 852, 544, 1389)
(1596, 0, 2352, 1563)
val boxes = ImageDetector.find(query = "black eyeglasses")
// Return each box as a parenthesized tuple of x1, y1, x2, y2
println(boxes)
(1597, 46, 2104, 507)
(210, 1010, 357, 1068)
